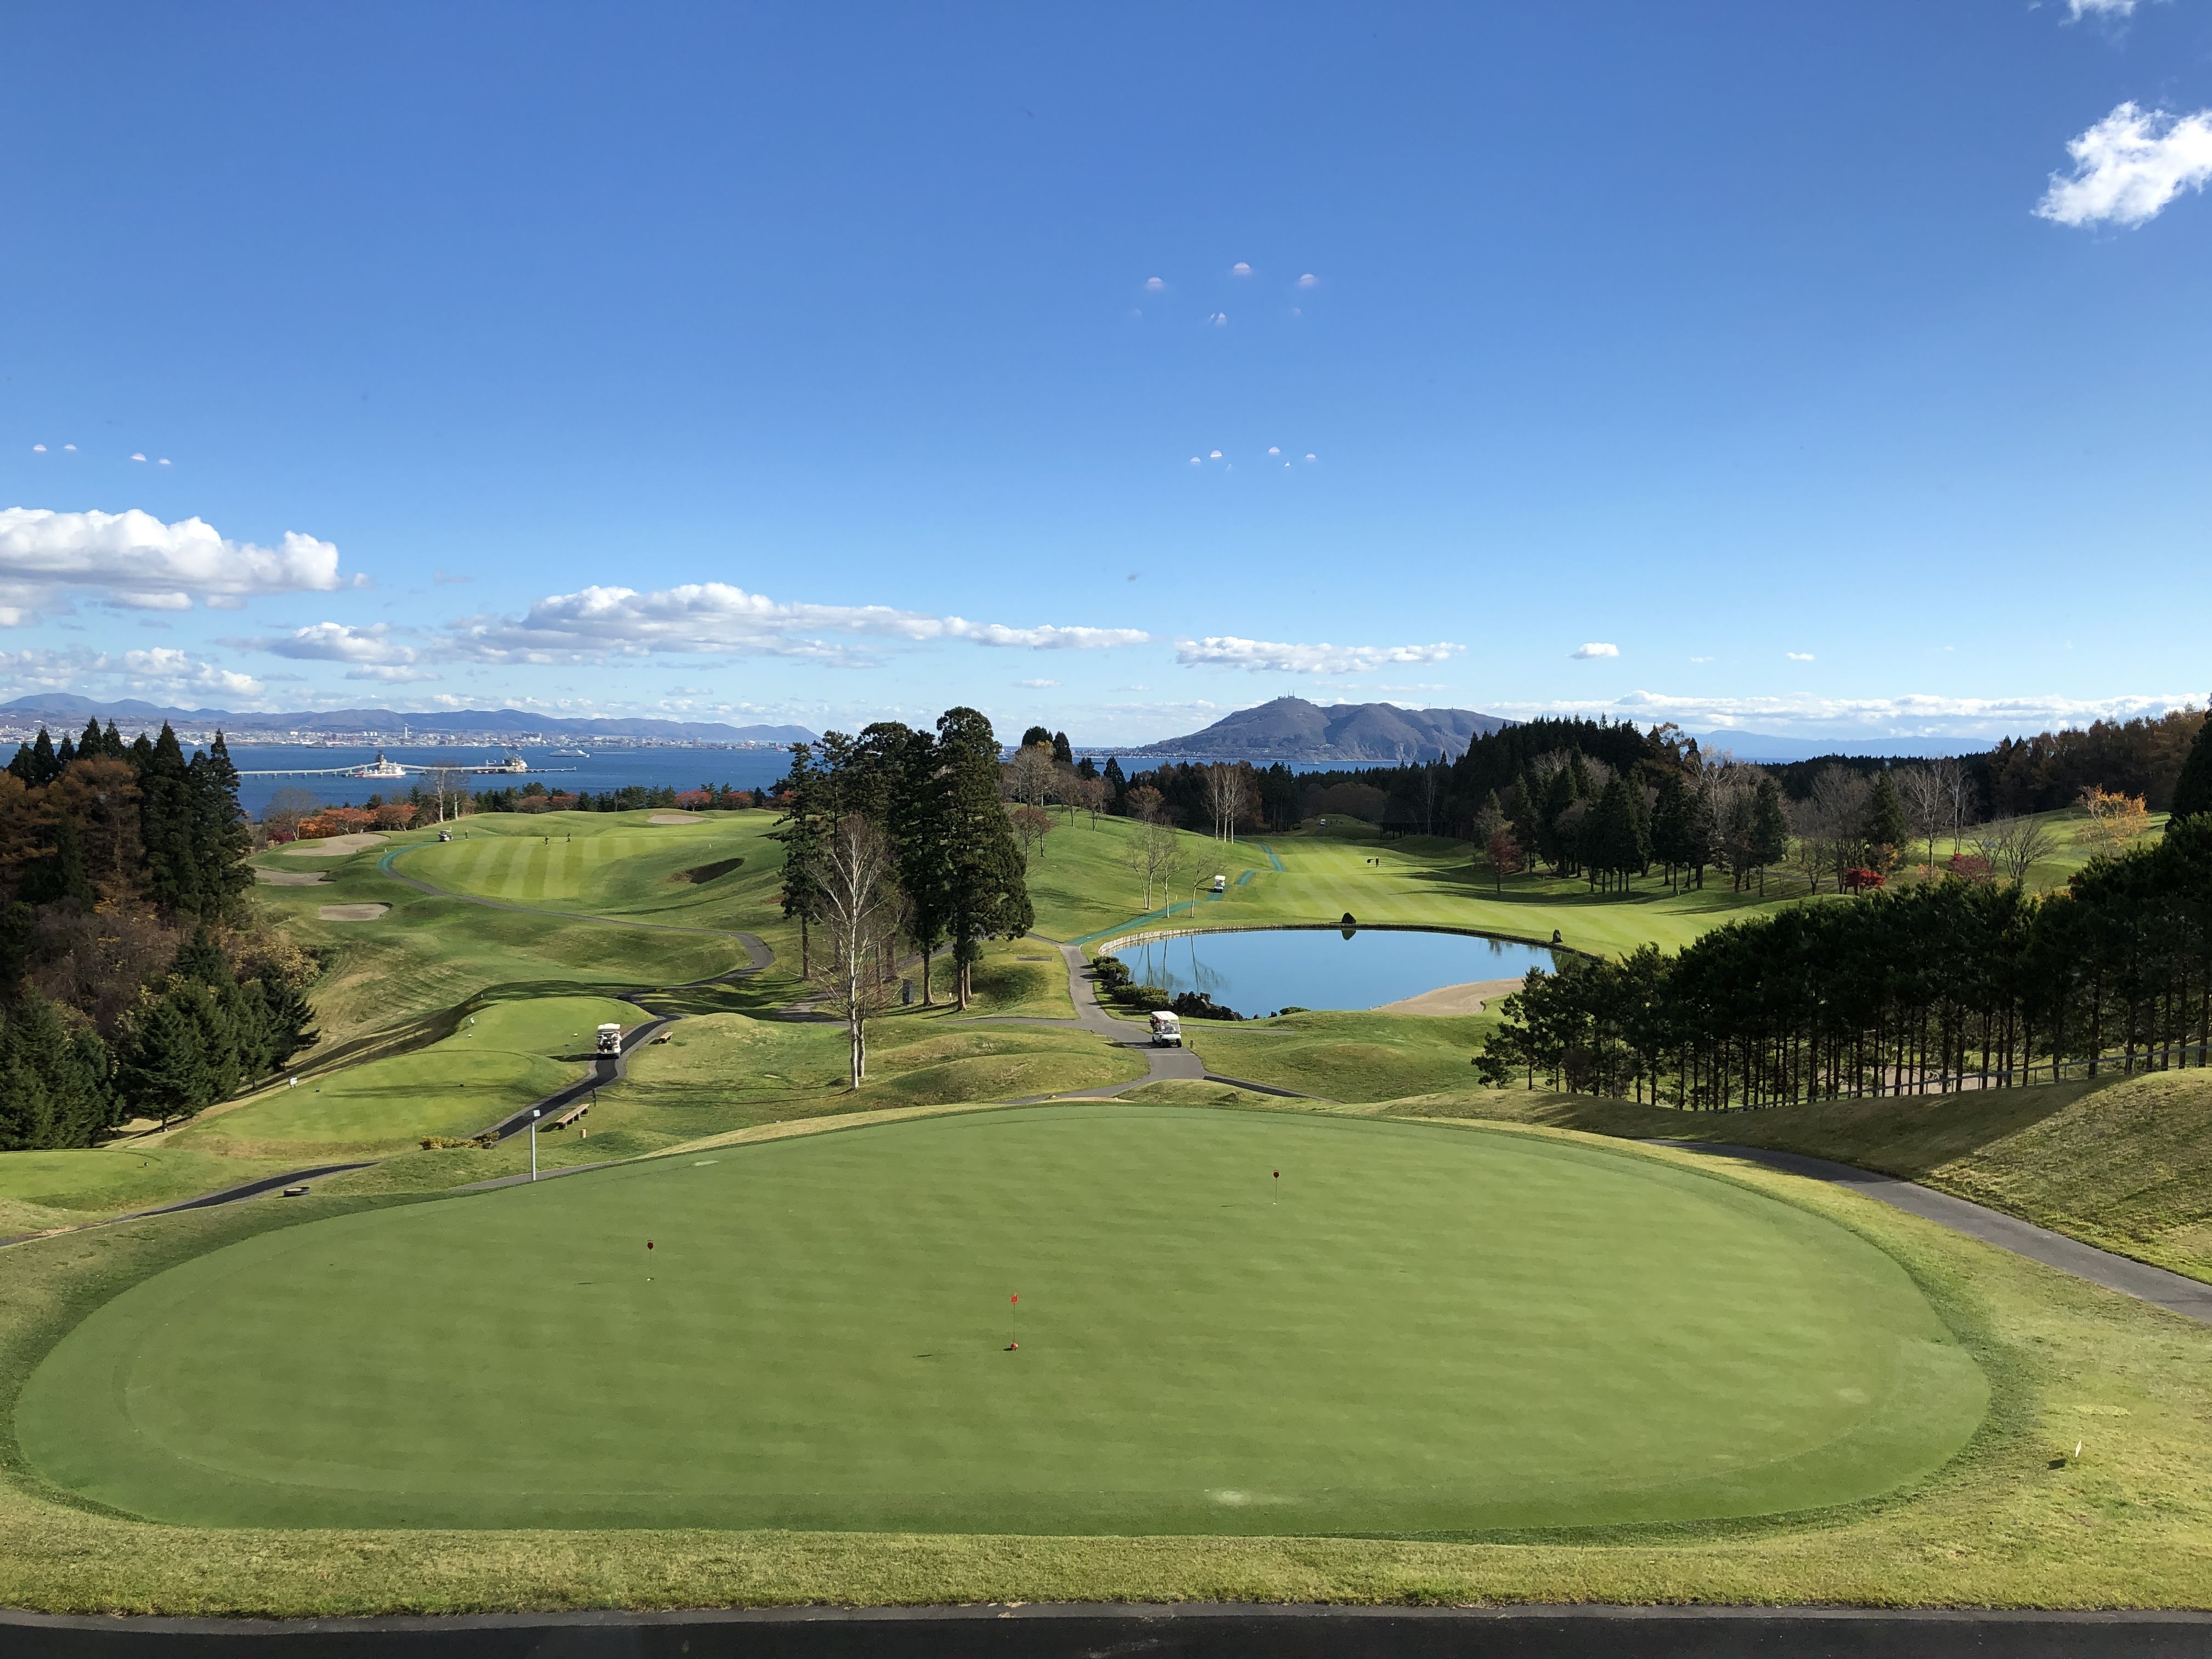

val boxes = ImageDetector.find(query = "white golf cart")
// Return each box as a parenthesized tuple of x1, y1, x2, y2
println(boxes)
(1148, 1010, 1183, 1047)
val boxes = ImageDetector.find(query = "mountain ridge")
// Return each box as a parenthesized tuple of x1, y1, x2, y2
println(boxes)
(1131, 697, 1511, 762)
(0, 696, 815, 746)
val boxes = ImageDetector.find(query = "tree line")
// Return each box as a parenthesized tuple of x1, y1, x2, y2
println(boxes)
(1476, 719, 2212, 1108)
(1, 721, 318, 1148)
(773, 709, 1033, 1085)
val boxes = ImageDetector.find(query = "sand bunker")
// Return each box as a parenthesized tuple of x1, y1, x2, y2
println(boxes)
(281, 833, 388, 857)
(255, 870, 330, 887)
(317, 904, 390, 922)
(1370, 977, 1526, 1017)
(648, 812, 705, 825)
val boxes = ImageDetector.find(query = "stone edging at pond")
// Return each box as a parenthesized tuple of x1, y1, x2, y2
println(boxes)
(1091, 918, 1585, 962)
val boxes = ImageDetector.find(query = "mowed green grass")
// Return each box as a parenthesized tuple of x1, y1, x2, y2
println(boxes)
(1186, 1011, 1499, 1102)
(1039, 815, 1803, 961)
(166, 995, 641, 1158)
(17, 1104, 1984, 1535)
(386, 811, 780, 922)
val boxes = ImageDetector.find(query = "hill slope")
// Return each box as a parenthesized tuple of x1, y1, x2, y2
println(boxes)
(1409, 1070, 2212, 1283)
(1132, 696, 1509, 761)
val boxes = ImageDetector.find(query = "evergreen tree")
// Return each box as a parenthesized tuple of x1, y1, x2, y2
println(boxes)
(7, 726, 59, 786)
(77, 716, 104, 760)
(0, 901, 34, 986)
(102, 720, 126, 759)
(21, 811, 94, 910)
(1051, 731, 1073, 765)
(1537, 764, 1579, 874)
(1749, 776, 1791, 896)
(54, 731, 76, 766)
(1650, 769, 1696, 887)
(2172, 714, 2212, 823)
(1862, 771, 1909, 871)
(172, 926, 234, 989)
(114, 984, 218, 1126)
(771, 743, 827, 976)
(936, 707, 1033, 1008)
(255, 964, 319, 1069)
(188, 732, 253, 917)
(136, 724, 199, 913)
(881, 724, 953, 1004)
(1103, 755, 1127, 812)
(0, 991, 113, 1148)
(1019, 724, 1054, 751)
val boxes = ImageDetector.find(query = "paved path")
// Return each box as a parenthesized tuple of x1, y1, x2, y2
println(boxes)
(8, 1600, 2212, 1657)
(978, 938, 1317, 1103)
(1654, 1141, 2212, 1325)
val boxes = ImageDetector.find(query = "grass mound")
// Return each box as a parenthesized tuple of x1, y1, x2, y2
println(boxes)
(1184, 1010, 1497, 1102)
(15, 1105, 1983, 1534)
(1409, 1069, 2212, 1283)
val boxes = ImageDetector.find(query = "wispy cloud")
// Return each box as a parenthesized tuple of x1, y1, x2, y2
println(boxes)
(1570, 642, 1618, 660)
(1483, 689, 2207, 740)
(1175, 636, 1463, 675)
(257, 622, 418, 665)
(442, 583, 1149, 667)
(1016, 678, 1060, 689)
(0, 507, 353, 627)
(2066, 0, 2134, 17)
(346, 664, 441, 682)
(119, 647, 263, 698)
(2036, 102, 2212, 228)
(1786, 651, 1815, 662)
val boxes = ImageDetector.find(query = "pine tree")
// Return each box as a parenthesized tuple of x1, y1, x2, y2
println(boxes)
(1103, 755, 1127, 813)
(0, 991, 112, 1148)
(54, 731, 76, 766)
(771, 742, 827, 977)
(1863, 771, 1908, 871)
(1538, 764, 1579, 874)
(1051, 731, 1073, 765)
(8, 726, 59, 786)
(937, 707, 1033, 1008)
(188, 732, 253, 917)
(881, 724, 952, 1004)
(21, 811, 94, 910)
(136, 724, 199, 914)
(1651, 769, 1695, 888)
(115, 985, 217, 1127)
(172, 926, 234, 989)
(1749, 776, 1791, 896)
(2172, 714, 2212, 823)
(77, 716, 104, 760)
(255, 963, 319, 1066)
(101, 720, 126, 759)
(1020, 725, 1054, 751)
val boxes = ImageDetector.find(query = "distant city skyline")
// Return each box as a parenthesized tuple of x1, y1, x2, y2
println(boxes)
(3, 4, 2208, 744)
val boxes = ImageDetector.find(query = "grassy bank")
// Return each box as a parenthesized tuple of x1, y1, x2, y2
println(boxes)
(1408, 1069, 2212, 1284)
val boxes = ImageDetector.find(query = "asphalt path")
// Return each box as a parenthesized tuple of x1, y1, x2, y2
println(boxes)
(7, 1601, 2212, 1658)
(1654, 1140, 2212, 1325)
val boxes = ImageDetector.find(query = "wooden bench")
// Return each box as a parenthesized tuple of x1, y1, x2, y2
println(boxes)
(543, 1099, 590, 1131)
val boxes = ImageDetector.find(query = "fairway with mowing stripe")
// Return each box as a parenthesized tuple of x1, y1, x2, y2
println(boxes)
(16, 1105, 1985, 1536)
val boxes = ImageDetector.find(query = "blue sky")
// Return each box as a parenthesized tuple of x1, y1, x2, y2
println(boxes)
(2, 1, 2208, 744)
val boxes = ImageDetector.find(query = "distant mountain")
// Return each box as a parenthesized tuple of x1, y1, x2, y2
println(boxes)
(1131, 697, 1511, 763)
(1688, 730, 1983, 763)
(0, 696, 815, 746)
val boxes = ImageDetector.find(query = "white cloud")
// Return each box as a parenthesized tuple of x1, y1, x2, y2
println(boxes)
(1143, 276, 1166, 291)
(1304, 453, 1317, 461)
(1296, 273, 1319, 288)
(261, 622, 417, 664)
(1570, 642, 1619, 660)
(1231, 261, 1252, 276)
(62, 445, 74, 453)
(2066, 0, 2134, 16)
(346, 664, 441, 682)
(0, 507, 352, 625)
(1482, 689, 2208, 741)
(157, 458, 171, 466)
(119, 647, 262, 698)
(129, 453, 146, 462)
(1209, 450, 1223, 459)
(1017, 678, 1060, 689)
(444, 583, 1149, 666)
(1188, 456, 1202, 466)
(1207, 312, 1228, 327)
(1175, 636, 1464, 675)
(1690, 655, 1714, 663)
(2036, 102, 2212, 228)
(30, 445, 44, 454)
(1787, 651, 1815, 661)
(1267, 446, 1280, 456)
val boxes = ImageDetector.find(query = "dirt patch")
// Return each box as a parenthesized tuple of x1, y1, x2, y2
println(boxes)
(648, 812, 705, 825)
(255, 870, 331, 887)
(1370, 977, 1524, 1017)
(281, 833, 388, 857)
(317, 904, 391, 922)
(670, 856, 745, 884)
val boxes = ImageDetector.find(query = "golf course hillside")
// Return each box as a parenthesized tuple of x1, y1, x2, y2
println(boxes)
(1421, 1068, 2212, 1286)
(15, 1104, 1984, 1534)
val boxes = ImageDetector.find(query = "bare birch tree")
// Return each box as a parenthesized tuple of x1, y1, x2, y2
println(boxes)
(806, 814, 909, 1088)
(1895, 764, 1949, 874)
(424, 765, 467, 825)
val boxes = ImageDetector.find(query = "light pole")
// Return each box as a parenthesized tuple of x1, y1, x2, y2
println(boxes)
(529, 1108, 541, 1181)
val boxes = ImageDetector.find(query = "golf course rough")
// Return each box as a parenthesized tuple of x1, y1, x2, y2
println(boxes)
(16, 1105, 1987, 1536)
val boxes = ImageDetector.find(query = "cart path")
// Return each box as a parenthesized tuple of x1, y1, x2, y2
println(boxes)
(1653, 1141, 2212, 1326)
(976, 938, 1319, 1104)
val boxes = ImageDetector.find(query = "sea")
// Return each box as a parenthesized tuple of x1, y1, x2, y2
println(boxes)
(3, 741, 1370, 817)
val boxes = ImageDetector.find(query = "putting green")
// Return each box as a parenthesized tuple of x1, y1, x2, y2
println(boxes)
(15, 1105, 1985, 1534)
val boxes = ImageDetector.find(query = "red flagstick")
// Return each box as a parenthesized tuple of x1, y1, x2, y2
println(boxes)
(1008, 1292, 1019, 1351)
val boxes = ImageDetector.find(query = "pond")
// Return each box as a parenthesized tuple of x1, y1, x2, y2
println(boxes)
(1107, 927, 1556, 1019)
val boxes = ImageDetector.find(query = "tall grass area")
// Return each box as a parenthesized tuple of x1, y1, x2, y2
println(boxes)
(1407, 1069, 2212, 1284)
